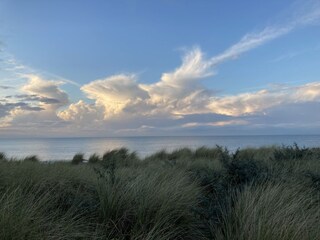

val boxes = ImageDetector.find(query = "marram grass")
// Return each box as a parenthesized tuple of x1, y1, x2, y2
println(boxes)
(0, 144, 319, 239)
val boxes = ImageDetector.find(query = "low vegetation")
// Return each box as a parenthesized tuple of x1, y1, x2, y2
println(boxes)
(0, 144, 319, 239)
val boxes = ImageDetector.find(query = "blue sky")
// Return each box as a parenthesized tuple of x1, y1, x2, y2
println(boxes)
(0, 0, 320, 137)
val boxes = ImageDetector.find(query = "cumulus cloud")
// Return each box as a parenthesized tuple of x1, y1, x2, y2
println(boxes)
(60, 43, 320, 134)
(145, 47, 213, 97)
(58, 100, 105, 125)
(65, 2, 320, 125)
(0, 74, 69, 130)
(2, 1, 320, 136)
(81, 74, 149, 117)
(21, 74, 69, 109)
(0, 102, 43, 118)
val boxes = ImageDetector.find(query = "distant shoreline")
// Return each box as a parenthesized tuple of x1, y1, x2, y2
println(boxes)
(1, 133, 320, 140)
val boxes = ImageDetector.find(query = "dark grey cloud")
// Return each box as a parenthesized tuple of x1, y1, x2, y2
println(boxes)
(0, 86, 13, 90)
(0, 102, 44, 117)
(5, 94, 61, 104)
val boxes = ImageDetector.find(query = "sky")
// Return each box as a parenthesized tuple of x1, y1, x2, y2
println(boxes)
(0, 0, 320, 137)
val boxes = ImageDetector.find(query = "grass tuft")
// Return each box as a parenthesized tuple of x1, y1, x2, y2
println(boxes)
(0, 144, 319, 239)
(88, 153, 101, 164)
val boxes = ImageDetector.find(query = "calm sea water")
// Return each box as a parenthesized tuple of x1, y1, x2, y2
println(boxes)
(0, 135, 320, 161)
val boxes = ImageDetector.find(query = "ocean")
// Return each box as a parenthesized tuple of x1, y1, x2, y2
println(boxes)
(0, 135, 320, 161)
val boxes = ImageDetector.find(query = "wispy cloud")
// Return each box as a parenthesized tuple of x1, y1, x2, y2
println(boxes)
(182, 120, 248, 128)
(208, 0, 320, 67)
(270, 51, 304, 63)
(270, 44, 320, 63)
(1, 53, 81, 87)
(2, 1, 320, 136)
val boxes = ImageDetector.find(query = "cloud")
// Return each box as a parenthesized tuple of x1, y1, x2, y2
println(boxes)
(210, 27, 292, 65)
(7, 52, 80, 85)
(21, 74, 69, 109)
(81, 74, 150, 117)
(0, 86, 13, 89)
(0, 74, 69, 130)
(182, 119, 248, 128)
(0, 102, 43, 118)
(58, 100, 105, 125)
(208, 0, 320, 66)
(2, 1, 320, 136)
(60, 9, 320, 133)
(208, 82, 320, 116)
(13, 94, 61, 104)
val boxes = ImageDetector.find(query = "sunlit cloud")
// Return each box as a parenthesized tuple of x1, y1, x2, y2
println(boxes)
(208, 82, 320, 116)
(182, 120, 248, 128)
(0, 74, 69, 130)
(1, 1, 320, 136)
(58, 100, 105, 125)
(80, 74, 149, 117)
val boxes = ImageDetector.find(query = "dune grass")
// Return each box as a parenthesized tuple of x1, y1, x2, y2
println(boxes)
(0, 144, 319, 239)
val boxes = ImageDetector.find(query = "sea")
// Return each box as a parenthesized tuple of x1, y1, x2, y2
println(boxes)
(0, 135, 320, 161)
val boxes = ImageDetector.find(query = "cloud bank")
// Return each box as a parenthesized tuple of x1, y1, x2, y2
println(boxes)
(1, 2, 320, 136)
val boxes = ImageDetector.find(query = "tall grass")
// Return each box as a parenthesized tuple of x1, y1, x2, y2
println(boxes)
(215, 182, 320, 240)
(0, 186, 92, 240)
(0, 144, 319, 239)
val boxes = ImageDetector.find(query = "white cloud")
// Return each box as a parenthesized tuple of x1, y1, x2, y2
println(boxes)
(208, 82, 320, 116)
(0, 74, 69, 130)
(182, 119, 248, 128)
(58, 100, 104, 125)
(21, 74, 69, 109)
(2, 1, 320, 136)
(208, 0, 320, 66)
(145, 47, 213, 97)
(81, 74, 150, 117)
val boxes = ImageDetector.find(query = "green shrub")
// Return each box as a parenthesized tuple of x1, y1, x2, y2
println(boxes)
(72, 153, 85, 165)
(23, 155, 39, 162)
(226, 159, 269, 186)
(0, 152, 6, 161)
(273, 143, 310, 161)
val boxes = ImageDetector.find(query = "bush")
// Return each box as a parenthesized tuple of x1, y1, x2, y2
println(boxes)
(23, 155, 39, 162)
(226, 159, 269, 186)
(273, 143, 310, 161)
(0, 152, 6, 161)
(72, 153, 85, 165)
